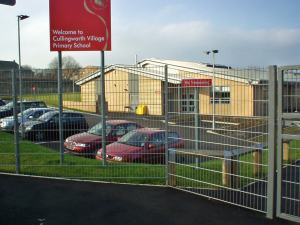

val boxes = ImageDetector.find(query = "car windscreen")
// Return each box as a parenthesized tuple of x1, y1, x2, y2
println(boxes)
(88, 123, 112, 136)
(118, 130, 148, 147)
(38, 111, 57, 122)
(17, 108, 35, 117)
(1, 102, 13, 110)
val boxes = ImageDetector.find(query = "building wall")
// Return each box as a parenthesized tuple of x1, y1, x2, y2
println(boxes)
(105, 70, 130, 112)
(178, 70, 254, 117)
(79, 68, 256, 117)
(138, 77, 163, 115)
(81, 80, 97, 104)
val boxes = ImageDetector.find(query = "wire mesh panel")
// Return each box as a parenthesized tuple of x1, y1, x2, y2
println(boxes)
(167, 66, 269, 212)
(278, 66, 300, 223)
(1, 66, 167, 185)
(0, 70, 15, 173)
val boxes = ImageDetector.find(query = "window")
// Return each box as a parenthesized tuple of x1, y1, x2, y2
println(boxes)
(210, 86, 230, 104)
(149, 133, 165, 146)
(127, 123, 138, 132)
(111, 124, 127, 137)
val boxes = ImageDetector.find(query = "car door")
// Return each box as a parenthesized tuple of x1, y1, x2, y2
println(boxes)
(147, 132, 165, 163)
(47, 114, 59, 140)
(62, 113, 72, 137)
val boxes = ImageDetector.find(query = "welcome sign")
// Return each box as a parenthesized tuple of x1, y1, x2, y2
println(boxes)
(49, 0, 111, 51)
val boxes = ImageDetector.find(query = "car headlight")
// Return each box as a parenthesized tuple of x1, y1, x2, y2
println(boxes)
(0, 121, 7, 127)
(113, 156, 123, 161)
(75, 143, 89, 148)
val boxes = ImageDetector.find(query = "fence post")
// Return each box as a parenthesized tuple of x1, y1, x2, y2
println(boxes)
(12, 69, 20, 174)
(58, 51, 64, 165)
(168, 149, 176, 187)
(164, 65, 169, 185)
(267, 65, 277, 219)
(194, 88, 200, 150)
(100, 51, 107, 166)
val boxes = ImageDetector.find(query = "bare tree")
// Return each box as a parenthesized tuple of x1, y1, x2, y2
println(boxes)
(48, 56, 81, 80)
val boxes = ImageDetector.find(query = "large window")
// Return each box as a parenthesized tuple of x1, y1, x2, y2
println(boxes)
(210, 86, 230, 104)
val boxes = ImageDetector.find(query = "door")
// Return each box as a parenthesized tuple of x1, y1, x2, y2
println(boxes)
(181, 89, 195, 112)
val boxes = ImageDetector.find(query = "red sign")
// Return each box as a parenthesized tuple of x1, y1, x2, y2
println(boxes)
(49, 0, 111, 51)
(181, 79, 212, 87)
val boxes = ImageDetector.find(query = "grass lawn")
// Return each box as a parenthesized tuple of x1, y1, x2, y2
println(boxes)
(23, 92, 81, 107)
(0, 132, 165, 185)
(1, 131, 300, 188)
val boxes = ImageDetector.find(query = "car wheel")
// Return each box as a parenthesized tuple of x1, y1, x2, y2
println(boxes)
(35, 131, 45, 142)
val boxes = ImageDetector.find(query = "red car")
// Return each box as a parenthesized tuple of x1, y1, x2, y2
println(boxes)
(96, 128, 184, 164)
(64, 120, 142, 158)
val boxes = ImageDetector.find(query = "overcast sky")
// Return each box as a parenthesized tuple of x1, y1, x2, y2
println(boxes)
(0, 0, 300, 68)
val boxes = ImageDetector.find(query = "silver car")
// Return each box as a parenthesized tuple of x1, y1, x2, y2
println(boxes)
(0, 107, 54, 131)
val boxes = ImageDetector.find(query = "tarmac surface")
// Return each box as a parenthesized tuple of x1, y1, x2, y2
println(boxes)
(0, 174, 298, 225)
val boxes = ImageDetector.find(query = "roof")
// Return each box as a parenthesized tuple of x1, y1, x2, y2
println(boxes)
(75, 58, 271, 86)
(0, 60, 19, 70)
(134, 128, 165, 134)
(106, 120, 138, 125)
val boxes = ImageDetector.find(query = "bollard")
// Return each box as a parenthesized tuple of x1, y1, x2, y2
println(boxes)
(222, 152, 239, 188)
(253, 149, 263, 177)
(283, 141, 290, 162)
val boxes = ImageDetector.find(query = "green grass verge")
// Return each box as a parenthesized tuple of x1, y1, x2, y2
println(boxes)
(0, 132, 165, 185)
(23, 92, 81, 107)
(1, 131, 299, 188)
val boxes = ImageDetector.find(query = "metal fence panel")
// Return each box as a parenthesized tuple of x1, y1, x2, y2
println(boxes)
(166, 66, 269, 213)
(0, 70, 16, 173)
(1, 63, 299, 222)
(277, 66, 300, 223)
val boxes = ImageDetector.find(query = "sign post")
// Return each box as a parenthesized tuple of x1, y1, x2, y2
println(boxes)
(50, 0, 111, 165)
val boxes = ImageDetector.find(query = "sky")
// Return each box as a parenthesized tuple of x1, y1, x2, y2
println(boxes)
(0, 0, 300, 69)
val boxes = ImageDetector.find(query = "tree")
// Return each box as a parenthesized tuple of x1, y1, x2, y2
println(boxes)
(48, 56, 81, 80)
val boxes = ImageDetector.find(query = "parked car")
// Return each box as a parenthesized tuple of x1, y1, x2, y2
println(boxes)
(20, 111, 89, 141)
(0, 99, 7, 106)
(96, 128, 184, 163)
(0, 108, 54, 132)
(0, 100, 47, 119)
(64, 120, 142, 158)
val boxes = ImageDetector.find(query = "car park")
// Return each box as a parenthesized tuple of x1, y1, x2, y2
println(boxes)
(0, 100, 47, 119)
(20, 110, 89, 141)
(0, 108, 54, 132)
(96, 128, 184, 163)
(64, 120, 142, 158)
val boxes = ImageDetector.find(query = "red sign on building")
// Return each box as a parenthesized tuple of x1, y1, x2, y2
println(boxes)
(49, 0, 111, 51)
(181, 79, 212, 87)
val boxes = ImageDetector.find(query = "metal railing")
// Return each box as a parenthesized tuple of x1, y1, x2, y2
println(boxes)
(0, 64, 299, 223)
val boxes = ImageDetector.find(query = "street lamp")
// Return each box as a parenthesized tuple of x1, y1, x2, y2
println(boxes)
(17, 15, 29, 135)
(205, 49, 219, 130)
